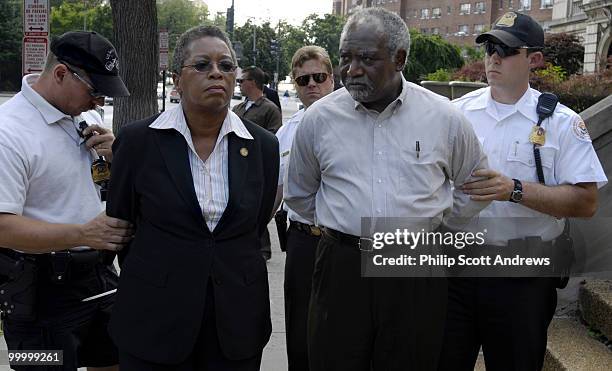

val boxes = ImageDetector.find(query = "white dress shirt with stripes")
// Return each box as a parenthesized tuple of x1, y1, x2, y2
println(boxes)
(149, 105, 254, 231)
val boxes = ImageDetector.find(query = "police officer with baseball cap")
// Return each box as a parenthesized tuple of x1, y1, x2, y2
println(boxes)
(438, 12, 607, 371)
(0, 31, 131, 371)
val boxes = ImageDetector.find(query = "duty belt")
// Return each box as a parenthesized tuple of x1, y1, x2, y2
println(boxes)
(0, 249, 109, 283)
(290, 220, 322, 237)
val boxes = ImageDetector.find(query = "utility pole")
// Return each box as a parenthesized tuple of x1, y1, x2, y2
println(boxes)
(83, 0, 87, 30)
(225, 0, 234, 41)
(252, 25, 257, 66)
(275, 21, 281, 89)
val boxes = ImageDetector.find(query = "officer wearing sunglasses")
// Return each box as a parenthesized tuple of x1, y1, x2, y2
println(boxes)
(273, 45, 335, 371)
(441, 12, 607, 371)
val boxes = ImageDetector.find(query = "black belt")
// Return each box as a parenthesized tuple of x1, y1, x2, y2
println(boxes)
(290, 220, 322, 237)
(0, 249, 109, 283)
(321, 228, 374, 251)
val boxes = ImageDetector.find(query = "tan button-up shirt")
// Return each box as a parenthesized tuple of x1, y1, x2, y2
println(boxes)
(233, 95, 282, 133)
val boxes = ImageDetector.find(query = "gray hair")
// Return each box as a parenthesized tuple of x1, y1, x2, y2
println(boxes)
(341, 7, 410, 68)
(172, 25, 236, 74)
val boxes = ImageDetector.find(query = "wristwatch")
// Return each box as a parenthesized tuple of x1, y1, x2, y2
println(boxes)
(509, 179, 523, 203)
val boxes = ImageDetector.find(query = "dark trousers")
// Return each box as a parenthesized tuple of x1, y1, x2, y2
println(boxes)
(3, 260, 118, 371)
(284, 224, 320, 371)
(118, 280, 262, 371)
(308, 233, 447, 371)
(438, 278, 557, 371)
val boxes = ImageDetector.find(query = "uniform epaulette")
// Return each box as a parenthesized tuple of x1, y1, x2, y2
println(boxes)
(451, 87, 487, 103)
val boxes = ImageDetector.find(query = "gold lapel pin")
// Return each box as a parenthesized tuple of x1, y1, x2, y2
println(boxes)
(240, 147, 249, 157)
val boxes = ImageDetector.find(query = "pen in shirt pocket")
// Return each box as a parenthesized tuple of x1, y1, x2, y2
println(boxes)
(416, 141, 420, 159)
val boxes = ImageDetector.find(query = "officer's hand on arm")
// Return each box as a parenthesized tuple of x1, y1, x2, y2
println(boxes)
(460, 169, 514, 201)
(79, 212, 133, 251)
(461, 170, 598, 217)
(83, 124, 115, 162)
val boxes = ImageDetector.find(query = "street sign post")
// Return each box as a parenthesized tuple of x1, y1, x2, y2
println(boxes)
(23, 0, 49, 37)
(159, 29, 169, 112)
(22, 37, 48, 75)
(159, 29, 169, 70)
(23, 0, 50, 76)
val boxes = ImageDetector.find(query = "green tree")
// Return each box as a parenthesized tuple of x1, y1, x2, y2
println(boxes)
(543, 33, 584, 76)
(157, 0, 209, 52)
(234, 20, 277, 74)
(277, 21, 307, 78)
(302, 13, 345, 66)
(0, 0, 22, 91)
(50, 0, 114, 42)
(404, 30, 463, 83)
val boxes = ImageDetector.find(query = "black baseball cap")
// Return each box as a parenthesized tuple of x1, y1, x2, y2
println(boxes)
(475, 12, 544, 48)
(50, 31, 130, 97)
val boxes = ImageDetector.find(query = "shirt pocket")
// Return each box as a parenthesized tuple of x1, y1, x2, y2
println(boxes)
(506, 142, 556, 183)
(397, 147, 443, 196)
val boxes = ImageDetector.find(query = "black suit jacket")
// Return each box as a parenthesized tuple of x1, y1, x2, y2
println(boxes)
(263, 86, 281, 112)
(106, 113, 279, 363)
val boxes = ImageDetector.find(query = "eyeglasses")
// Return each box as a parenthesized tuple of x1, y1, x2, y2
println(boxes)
(484, 41, 542, 58)
(294, 73, 329, 87)
(182, 60, 237, 74)
(61, 63, 105, 98)
(236, 78, 253, 84)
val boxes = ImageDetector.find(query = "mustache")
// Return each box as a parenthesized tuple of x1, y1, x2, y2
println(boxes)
(344, 77, 374, 89)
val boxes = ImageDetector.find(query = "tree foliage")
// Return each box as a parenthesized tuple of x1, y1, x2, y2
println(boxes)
(234, 20, 277, 75)
(404, 30, 464, 83)
(157, 0, 209, 52)
(0, 0, 22, 91)
(277, 21, 307, 78)
(233, 14, 344, 81)
(301, 14, 345, 67)
(50, 0, 113, 42)
(543, 32, 584, 76)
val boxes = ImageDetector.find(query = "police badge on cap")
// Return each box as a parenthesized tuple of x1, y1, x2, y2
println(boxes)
(51, 31, 130, 98)
(475, 12, 544, 48)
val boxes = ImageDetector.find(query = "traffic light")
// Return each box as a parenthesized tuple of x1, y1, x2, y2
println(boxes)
(270, 39, 280, 56)
(226, 7, 234, 40)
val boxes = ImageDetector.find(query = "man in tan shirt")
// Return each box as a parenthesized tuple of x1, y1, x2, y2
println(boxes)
(233, 66, 282, 260)
(233, 66, 282, 133)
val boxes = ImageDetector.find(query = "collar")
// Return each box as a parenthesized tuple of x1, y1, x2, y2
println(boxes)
(150, 104, 253, 141)
(250, 95, 266, 107)
(464, 86, 539, 124)
(21, 74, 72, 125)
(353, 76, 406, 113)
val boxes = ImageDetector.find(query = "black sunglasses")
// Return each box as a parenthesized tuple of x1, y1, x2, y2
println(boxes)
(182, 60, 237, 74)
(484, 41, 542, 58)
(236, 78, 253, 83)
(294, 73, 329, 87)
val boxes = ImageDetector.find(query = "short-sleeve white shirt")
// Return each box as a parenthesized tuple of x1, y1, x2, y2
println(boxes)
(453, 87, 608, 244)
(275, 108, 311, 224)
(0, 74, 104, 249)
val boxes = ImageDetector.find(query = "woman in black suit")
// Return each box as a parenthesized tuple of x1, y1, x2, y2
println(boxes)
(106, 25, 279, 371)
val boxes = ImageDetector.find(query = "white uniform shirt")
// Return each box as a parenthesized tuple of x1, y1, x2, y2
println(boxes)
(149, 105, 254, 231)
(453, 87, 608, 245)
(275, 109, 310, 224)
(0, 75, 104, 250)
(285, 78, 489, 236)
